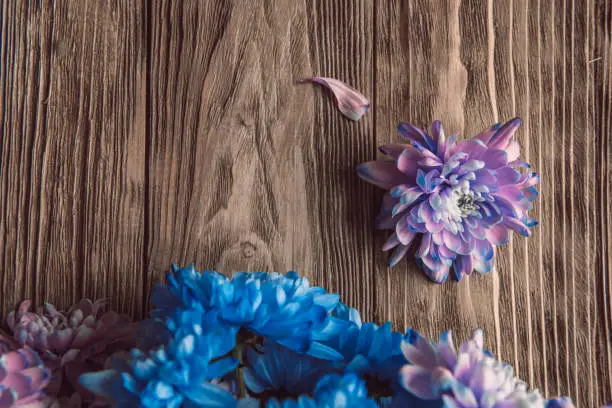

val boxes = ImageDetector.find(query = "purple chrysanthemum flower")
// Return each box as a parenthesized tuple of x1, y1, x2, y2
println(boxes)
(0, 342, 52, 408)
(3, 299, 135, 402)
(399, 329, 565, 407)
(357, 119, 539, 282)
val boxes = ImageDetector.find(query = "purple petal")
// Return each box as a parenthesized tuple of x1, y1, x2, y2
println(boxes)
(495, 166, 521, 185)
(482, 149, 508, 169)
(417, 233, 432, 257)
(390, 185, 423, 203)
(449, 379, 479, 407)
(307, 77, 369, 121)
(396, 217, 418, 246)
(432, 120, 447, 158)
(438, 244, 456, 260)
(400, 336, 437, 369)
(504, 217, 531, 237)
(420, 256, 451, 283)
(473, 253, 495, 274)
(474, 239, 494, 261)
(399, 365, 438, 399)
(442, 230, 462, 253)
(453, 353, 472, 383)
(357, 161, 406, 189)
(453, 255, 473, 281)
(453, 139, 487, 159)
(388, 244, 410, 267)
(379, 143, 410, 159)
(474, 168, 496, 186)
(497, 185, 524, 202)
(438, 331, 457, 368)
(474, 123, 500, 145)
(398, 123, 436, 151)
(382, 233, 400, 251)
(487, 117, 522, 150)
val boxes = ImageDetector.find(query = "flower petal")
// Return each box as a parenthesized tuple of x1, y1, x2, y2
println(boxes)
(399, 365, 438, 399)
(307, 77, 369, 121)
(357, 161, 406, 190)
(453, 255, 473, 281)
(487, 117, 522, 150)
(485, 224, 509, 245)
(398, 123, 436, 151)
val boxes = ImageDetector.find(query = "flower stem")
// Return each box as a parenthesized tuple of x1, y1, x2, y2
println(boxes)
(233, 342, 246, 399)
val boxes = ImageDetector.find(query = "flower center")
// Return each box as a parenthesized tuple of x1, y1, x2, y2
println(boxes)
(455, 190, 480, 217)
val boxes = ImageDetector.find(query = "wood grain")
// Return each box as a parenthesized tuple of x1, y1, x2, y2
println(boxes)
(0, 0, 146, 317)
(0, 0, 610, 406)
(145, 0, 375, 319)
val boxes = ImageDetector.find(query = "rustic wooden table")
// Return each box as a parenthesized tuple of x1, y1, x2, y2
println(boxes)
(1, 0, 610, 405)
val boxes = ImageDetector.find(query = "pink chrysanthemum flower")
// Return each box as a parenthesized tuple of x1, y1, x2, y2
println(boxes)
(357, 119, 539, 282)
(400, 329, 544, 406)
(0, 336, 51, 408)
(3, 299, 134, 402)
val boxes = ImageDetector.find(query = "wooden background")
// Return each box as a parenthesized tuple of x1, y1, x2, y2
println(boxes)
(1, 0, 610, 405)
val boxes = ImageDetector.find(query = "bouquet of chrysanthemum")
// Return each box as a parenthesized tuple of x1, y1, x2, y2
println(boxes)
(57, 265, 575, 408)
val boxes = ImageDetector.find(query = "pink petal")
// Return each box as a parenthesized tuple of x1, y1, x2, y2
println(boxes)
(307, 77, 369, 121)
(357, 161, 406, 190)
(1, 373, 32, 398)
(497, 185, 524, 202)
(399, 365, 438, 399)
(506, 140, 521, 161)
(396, 148, 421, 179)
(485, 224, 509, 245)
(19, 367, 50, 391)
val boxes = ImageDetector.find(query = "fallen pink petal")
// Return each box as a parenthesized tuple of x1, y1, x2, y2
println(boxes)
(307, 77, 369, 121)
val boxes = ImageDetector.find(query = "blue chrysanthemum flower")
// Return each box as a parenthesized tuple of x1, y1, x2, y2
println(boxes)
(334, 322, 406, 391)
(266, 373, 378, 408)
(79, 312, 239, 408)
(324, 307, 440, 407)
(330, 302, 362, 327)
(243, 341, 334, 399)
(152, 265, 346, 360)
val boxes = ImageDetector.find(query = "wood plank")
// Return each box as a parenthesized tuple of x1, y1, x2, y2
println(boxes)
(0, 0, 146, 318)
(374, 0, 610, 405)
(146, 0, 375, 319)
